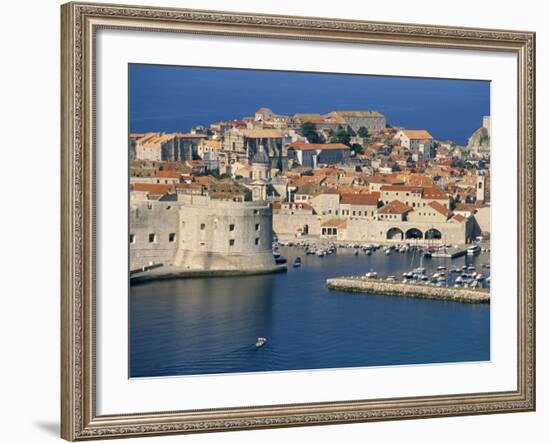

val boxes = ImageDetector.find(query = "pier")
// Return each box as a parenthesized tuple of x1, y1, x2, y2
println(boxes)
(326, 277, 490, 304)
(431, 246, 467, 258)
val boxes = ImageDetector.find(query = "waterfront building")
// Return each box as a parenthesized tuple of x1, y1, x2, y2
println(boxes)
(379, 184, 450, 208)
(129, 183, 277, 272)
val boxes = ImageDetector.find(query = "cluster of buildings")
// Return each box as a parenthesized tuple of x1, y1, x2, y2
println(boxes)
(129, 107, 491, 273)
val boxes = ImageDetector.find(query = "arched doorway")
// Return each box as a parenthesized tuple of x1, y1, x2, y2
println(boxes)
(405, 228, 423, 239)
(386, 227, 404, 240)
(425, 228, 442, 240)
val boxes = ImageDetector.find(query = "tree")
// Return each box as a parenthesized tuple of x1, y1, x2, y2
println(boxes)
(300, 122, 321, 143)
(357, 126, 369, 138)
(331, 125, 351, 146)
(350, 143, 364, 156)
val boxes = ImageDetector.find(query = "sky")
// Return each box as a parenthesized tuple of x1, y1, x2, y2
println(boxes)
(129, 64, 490, 146)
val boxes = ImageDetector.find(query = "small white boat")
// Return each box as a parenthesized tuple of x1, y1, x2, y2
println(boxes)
(293, 257, 302, 268)
(467, 245, 481, 255)
(255, 337, 267, 347)
(365, 271, 378, 279)
(385, 249, 391, 256)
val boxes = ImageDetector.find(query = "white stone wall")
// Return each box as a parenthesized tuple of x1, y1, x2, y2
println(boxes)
(273, 213, 469, 244)
(129, 201, 180, 269)
(174, 194, 275, 271)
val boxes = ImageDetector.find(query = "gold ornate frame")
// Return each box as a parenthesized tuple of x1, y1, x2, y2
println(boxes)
(61, 1, 536, 440)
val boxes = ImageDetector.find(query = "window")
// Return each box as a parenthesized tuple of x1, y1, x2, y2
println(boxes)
(229, 224, 235, 231)
(129, 234, 135, 244)
(200, 241, 206, 247)
(255, 238, 260, 246)
(229, 239, 235, 246)
(169, 233, 176, 242)
(148, 233, 156, 243)
(255, 223, 260, 231)
(253, 209, 259, 214)
(200, 223, 206, 230)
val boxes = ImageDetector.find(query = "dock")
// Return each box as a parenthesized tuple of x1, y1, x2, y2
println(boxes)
(130, 263, 287, 285)
(326, 277, 490, 304)
(431, 246, 467, 258)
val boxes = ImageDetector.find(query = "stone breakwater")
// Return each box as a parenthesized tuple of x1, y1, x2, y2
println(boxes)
(326, 277, 490, 304)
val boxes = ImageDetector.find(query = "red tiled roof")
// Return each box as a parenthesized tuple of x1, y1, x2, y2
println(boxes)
(154, 170, 181, 179)
(130, 183, 174, 195)
(377, 200, 414, 215)
(399, 129, 433, 140)
(340, 193, 380, 206)
(428, 201, 453, 218)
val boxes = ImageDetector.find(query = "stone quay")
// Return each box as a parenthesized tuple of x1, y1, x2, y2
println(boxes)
(326, 277, 490, 304)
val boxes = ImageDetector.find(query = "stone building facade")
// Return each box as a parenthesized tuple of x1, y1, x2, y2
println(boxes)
(129, 192, 277, 272)
(329, 111, 386, 133)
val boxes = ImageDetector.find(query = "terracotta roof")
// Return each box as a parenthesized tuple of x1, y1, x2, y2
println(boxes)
(422, 186, 448, 199)
(454, 203, 477, 212)
(154, 170, 182, 179)
(377, 200, 414, 215)
(186, 160, 205, 168)
(400, 130, 433, 140)
(289, 142, 350, 151)
(379, 184, 448, 200)
(130, 183, 175, 195)
(428, 201, 453, 218)
(321, 218, 347, 228)
(175, 133, 208, 139)
(199, 139, 222, 148)
(240, 129, 285, 138)
(340, 193, 380, 206)
(141, 133, 176, 148)
(255, 107, 272, 115)
(193, 176, 211, 185)
(453, 214, 466, 222)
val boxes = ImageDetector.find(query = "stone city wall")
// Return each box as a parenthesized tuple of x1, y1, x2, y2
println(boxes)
(129, 201, 179, 270)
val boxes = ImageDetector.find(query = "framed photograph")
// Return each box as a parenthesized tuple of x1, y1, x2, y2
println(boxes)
(61, 1, 536, 440)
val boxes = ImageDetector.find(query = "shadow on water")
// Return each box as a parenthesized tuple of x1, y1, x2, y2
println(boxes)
(130, 248, 490, 377)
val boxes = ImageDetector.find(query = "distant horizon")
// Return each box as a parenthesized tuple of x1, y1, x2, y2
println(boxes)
(129, 64, 490, 146)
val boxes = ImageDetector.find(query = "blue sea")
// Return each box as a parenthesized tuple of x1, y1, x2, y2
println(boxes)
(130, 248, 490, 377)
(129, 64, 490, 146)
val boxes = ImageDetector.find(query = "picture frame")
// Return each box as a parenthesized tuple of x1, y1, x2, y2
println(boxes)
(61, 1, 536, 440)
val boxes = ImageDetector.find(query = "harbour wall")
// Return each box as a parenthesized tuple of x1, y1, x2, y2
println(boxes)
(326, 277, 490, 303)
(273, 213, 471, 245)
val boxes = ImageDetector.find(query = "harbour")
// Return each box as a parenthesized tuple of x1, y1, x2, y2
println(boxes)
(130, 242, 490, 377)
